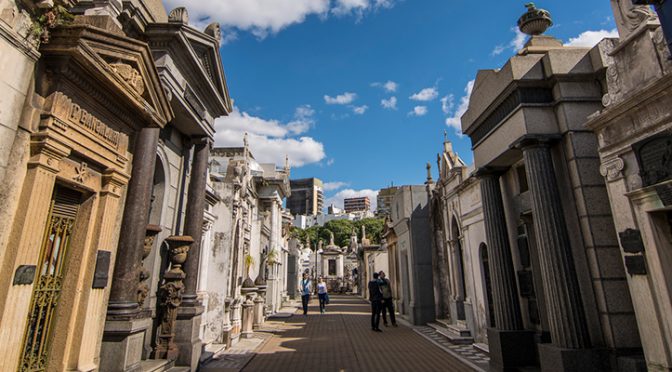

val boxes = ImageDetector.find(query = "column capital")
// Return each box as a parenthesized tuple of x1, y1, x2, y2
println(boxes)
(511, 134, 561, 150)
(474, 166, 508, 178)
(188, 136, 213, 148)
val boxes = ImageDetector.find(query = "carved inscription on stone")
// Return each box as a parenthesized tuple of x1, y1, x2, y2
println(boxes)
(49, 92, 129, 154)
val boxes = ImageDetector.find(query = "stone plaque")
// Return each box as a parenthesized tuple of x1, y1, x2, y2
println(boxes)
(92, 250, 111, 289)
(625, 255, 647, 276)
(517, 270, 535, 298)
(619, 229, 645, 253)
(13, 265, 36, 285)
(632, 132, 672, 187)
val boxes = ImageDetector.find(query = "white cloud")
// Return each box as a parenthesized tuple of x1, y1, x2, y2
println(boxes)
(324, 92, 357, 105)
(445, 80, 474, 135)
(214, 106, 325, 167)
(410, 87, 439, 102)
(440, 95, 454, 114)
(381, 96, 397, 110)
(372, 80, 398, 92)
(326, 158, 335, 166)
(492, 28, 527, 56)
(323, 181, 349, 191)
(325, 188, 378, 211)
(163, 0, 395, 40)
(352, 105, 369, 115)
(409, 106, 428, 117)
(332, 0, 395, 17)
(566, 29, 618, 47)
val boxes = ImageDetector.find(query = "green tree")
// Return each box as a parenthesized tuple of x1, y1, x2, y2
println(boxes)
(355, 218, 385, 245)
(323, 219, 355, 247)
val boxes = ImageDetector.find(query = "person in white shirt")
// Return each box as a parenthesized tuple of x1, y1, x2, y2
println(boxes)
(317, 277, 329, 314)
(299, 272, 312, 316)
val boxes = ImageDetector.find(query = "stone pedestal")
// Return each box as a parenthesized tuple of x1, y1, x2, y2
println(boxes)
(241, 297, 255, 339)
(100, 317, 152, 372)
(538, 344, 608, 372)
(253, 295, 265, 329)
(174, 306, 204, 371)
(487, 328, 537, 371)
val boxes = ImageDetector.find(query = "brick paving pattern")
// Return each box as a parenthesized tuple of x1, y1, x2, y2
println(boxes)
(241, 295, 477, 372)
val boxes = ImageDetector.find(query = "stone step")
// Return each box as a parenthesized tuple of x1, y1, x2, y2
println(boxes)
(434, 318, 452, 328)
(140, 359, 174, 372)
(427, 323, 474, 345)
(166, 368, 190, 372)
(446, 323, 472, 338)
(473, 342, 489, 354)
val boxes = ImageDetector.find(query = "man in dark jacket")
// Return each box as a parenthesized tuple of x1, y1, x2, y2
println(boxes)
(368, 272, 383, 332)
(379, 271, 397, 327)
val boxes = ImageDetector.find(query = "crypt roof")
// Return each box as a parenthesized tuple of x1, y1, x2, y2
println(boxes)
(40, 20, 174, 129)
(145, 10, 232, 138)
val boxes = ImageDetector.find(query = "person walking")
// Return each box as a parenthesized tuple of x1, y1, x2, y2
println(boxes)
(379, 271, 397, 327)
(317, 277, 329, 314)
(299, 273, 312, 316)
(368, 272, 383, 332)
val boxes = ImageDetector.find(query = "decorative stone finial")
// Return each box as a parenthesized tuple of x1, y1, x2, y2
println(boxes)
(205, 22, 222, 41)
(518, 3, 553, 36)
(426, 162, 433, 183)
(243, 132, 249, 159)
(168, 7, 189, 24)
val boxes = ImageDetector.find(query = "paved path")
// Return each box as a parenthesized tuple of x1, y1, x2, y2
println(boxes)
(242, 295, 475, 372)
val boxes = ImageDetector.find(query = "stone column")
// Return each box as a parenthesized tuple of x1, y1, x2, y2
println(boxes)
(174, 137, 210, 370)
(476, 168, 535, 370)
(101, 127, 158, 372)
(108, 127, 160, 315)
(517, 137, 599, 369)
(182, 137, 211, 304)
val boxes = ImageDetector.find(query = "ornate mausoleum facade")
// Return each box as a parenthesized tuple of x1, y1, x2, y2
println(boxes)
(429, 136, 490, 349)
(460, 4, 641, 371)
(0, 1, 231, 371)
(586, 2, 672, 370)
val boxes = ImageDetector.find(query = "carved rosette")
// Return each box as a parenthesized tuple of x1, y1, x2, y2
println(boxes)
(600, 157, 626, 181)
(153, 235, 193, 361)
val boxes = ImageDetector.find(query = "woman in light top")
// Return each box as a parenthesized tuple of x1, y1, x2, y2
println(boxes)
(317, 277, 329, 314)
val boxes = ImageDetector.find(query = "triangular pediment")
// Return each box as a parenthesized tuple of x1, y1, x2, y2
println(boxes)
(145, 22, 232, 119)
(41, 22, 174, 129)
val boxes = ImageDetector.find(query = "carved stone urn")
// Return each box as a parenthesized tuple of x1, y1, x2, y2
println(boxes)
(153, 235, 193, 361)
(517, 2, 553, 36)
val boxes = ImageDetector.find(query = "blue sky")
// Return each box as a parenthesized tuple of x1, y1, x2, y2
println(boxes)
(165, 0, 617, 210)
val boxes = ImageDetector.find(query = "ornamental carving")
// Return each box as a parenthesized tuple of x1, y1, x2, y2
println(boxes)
(612, 0, 656, 36)
(73, 162, 89, 183)
(205, 22, 222, 41)
(153, 235, 192, 360)
(168, 7, 188, 24)
(109, 63, 145, 96)
(599, 157, 625, 181)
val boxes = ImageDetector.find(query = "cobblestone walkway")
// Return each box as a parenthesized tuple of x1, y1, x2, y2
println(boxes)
(240, 295, 476, 372)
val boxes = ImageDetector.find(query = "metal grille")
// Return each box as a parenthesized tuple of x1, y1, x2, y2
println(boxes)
(19, 186, 80, 372)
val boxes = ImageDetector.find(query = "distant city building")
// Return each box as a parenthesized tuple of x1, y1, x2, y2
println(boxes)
(293, 209, 375, 229)
(376, 186, 399, 216)
(344, 196, 370, 213)
(287, 178, 324, 216)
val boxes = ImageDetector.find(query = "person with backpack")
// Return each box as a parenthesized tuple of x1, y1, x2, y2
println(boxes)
(368, 272, 384, 332)
(299, 272, 313, 316)
(379, 271, 397, 327)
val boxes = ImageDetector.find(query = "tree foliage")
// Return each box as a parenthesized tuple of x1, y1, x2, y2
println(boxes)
(355, 218, 385, 245)
(323, 219, 355, 247)
(290, 217, 386, 249)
